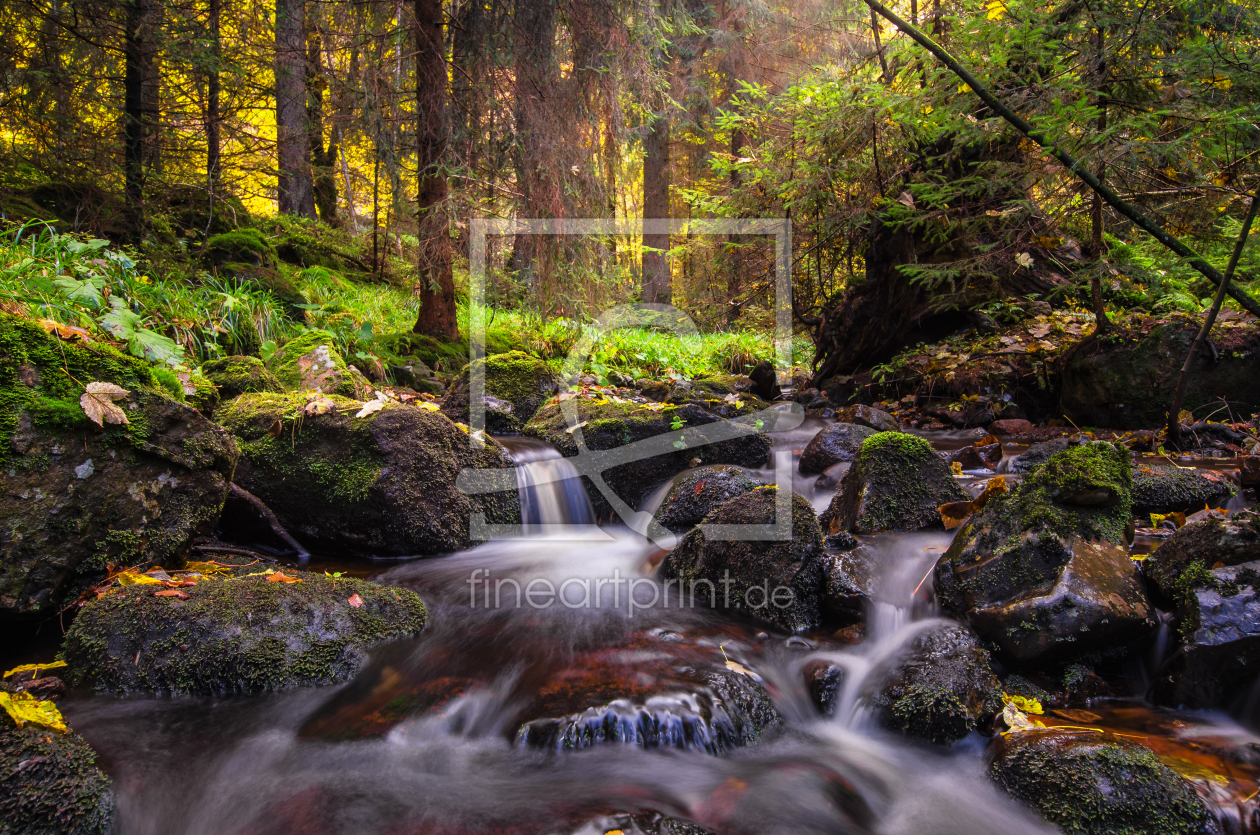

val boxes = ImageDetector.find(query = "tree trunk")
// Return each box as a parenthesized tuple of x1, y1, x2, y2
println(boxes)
(510, 0, 556, 298)
(307, 32, 337, 223)
(206, 0, 221, 192)
(123, 0, 161, 211)
(275, 0, 315, 217)
(725, 127, 744, 324)
(1086, 27, 1110, 334)
(641, 105, 671, 305)
(411, 0, 459, 340)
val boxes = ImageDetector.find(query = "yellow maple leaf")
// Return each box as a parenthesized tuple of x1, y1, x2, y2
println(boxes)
(0, 691, 68, 733)
(3, 660, 68, 679)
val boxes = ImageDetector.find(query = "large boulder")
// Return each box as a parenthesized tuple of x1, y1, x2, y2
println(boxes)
(875, 624, 1002, 745)
(0, 314, 238, 617)
(935, 444, 1155, 664)
(1131, 465, 1236, 517)
(659, 488, 824, 632)
(1144, 510, 1260, 710)
(798, 422, 877, 475)
(653, 466, 764, 533)
(441, 350, 560, 433)
(200, 355, 284, 402)
(265, 329, 371, 398)
(1060, 318, 1260, 429)
(63, 566, 426, 695)
(0, 721, 114, 834)
(818, 432, 969, 534)
(525, 399, 772, 521)
(819, 542, 880, 626)
(988, 731, 1215, 835)
(216, 393, 519, 556)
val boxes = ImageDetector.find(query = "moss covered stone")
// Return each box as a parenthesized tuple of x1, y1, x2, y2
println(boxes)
(654, 466, 764, 534)
(659, 487, 824, 632)
(988, 731, 1213, 835)
(935, 444, 1154, 664)
(217, 392, 519, 556)
(63, 567, 426, 695)
(818, 432, 968, 534)
(265, 329, 370, 398)
(204, 228, 277, 268)
(0, 313, 239, 617)
(525, 399, 772, 521)
(441, 350, 559, 433)
(201, 355, 284, 402)
(0, 722, 114, 834)
(1131, 465, 1236, 517)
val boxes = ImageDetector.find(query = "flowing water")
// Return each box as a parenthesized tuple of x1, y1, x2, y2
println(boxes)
(59, 429, 1260, 835)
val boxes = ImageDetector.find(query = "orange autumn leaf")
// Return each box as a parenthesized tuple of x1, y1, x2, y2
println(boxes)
(348, 593, 364, 608)
(267, 571, 301, 584)
(36, 318, 91, 341)
(154, 589, 189, 599)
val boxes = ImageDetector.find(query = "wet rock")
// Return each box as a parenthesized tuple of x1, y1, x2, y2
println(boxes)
(748, 359, 781, 401)
(0, 723, 114, 834)
(217, 392, 519, 556)
(990, 418, 1034, 435)
(654, 466, 764, 533)
(875, 624, 1002, 745)
(441, 350, 559, 434)
(853, 404, 900, 433)
(1242, 456, 1260, 487)
(819, 432, 969, 534)
(1144, 510, 1260, 710)
(988, 731, 1216, 835)
(947, 444, 992, 472)
(1011, 437, 1072, 473)
(935, 444, 1155, 664)
(63, 566, 427, 695)
(798, 423, 878, 475)
(659, 488, 824, 632)
(1132, 465, 1236, 516)
(517, 666, 783, 754)
(200, 355, 284, 402)
(0, 314, 239, 617)
(525, 399, 772, 521)
(265, 329, 371, 398)
(819, 543, 880, 626)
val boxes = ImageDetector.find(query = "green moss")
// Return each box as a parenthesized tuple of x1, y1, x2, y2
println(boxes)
(151, 366, 186, 400)
(266, 329, 365, 397)
(205, 228, 277, 267)
(0, 723, 114, 834)
(201, 355, 284, 401)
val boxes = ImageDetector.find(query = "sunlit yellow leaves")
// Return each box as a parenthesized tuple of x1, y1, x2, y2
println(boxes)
(985, 0, 1007, 20)
(4, 660, 67, 679)
(1204, 75, 1232, 90)
(1003, 692, 1043, 715)
(0, 691, 68, 733)
(117, 570, 163, 586)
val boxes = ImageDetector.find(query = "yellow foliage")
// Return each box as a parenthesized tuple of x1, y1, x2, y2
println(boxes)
(3, 660, 67, 679)
(0, 691, 68, 733)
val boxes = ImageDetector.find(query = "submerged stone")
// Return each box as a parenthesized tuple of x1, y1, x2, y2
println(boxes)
(0, 722, 115, 835)
(798, 422, 877, 475)
(819, 432, 969, 534)
(441, 350, 559, 434)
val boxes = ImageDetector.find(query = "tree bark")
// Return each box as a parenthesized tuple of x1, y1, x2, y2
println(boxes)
(307, 32, 337, 223)
(123, 0, 161, 211)
(206, 0, 220, 192)
(412, 0, 459, 340)
(642, 105, 671, 305)
(275, 0, 315, 218)
(1086, 27, 1110, 334)
(510, 0, 557, 297)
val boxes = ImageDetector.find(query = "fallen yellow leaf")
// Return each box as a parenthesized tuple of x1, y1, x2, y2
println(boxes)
(3, 660, 68, 679)
(0, 691, 68, 733)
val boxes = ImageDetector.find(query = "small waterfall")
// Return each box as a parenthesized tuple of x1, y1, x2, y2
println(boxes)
(499, 437, 595, 529)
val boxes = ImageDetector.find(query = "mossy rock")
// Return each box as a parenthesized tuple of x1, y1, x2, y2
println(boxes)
(798, 422, 878, 475)
(659, 487, 824, 632)
(0, 722, 115, 834)
(0, 313, 239, 617)
(654, 465, 764, 534)
(524, 399, 772, 522)
(266, 330, 370, 398)
(260, 215, 365, 272)
(204, 228, 277, 268)
(441, 351, 559, 433)
(217, 392, 519, 557)
(988, 731, 1214, 835)
(218, 262, 307, 320)
(935, 444, 1155, 664)
(819, 432, 968, 534)
(63, 566, 426, 695)
(201, 355, 284, 402)
(163, 184, 252, 238)
(875, 624, 1002, 745)
(1131, 465, 1236, 517)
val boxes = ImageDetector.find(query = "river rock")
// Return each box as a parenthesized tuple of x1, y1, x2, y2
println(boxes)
(265, 329, 371, 398)
(1144, 510, 1260, 710)
(659, 488, 824, 632)
(819, 543, 880, 626)
(1242, 456, 1260, 487)
(853, 404, 900, 433)
(0, 722, 115, 834)
(1060, 318, 1260, 429)
(654, 466, 764, 533)
(1132, 465, 1235, 516)
(988, 731, 1215, 835)
(798, 423, 878, 475)
(200, 355, 284, 402)
(0, 313, 239, 617)
(524, 399, 772, 522)
(875, 624, 1002, 745)
(217, 392, 519, 556)
(1011, 437, 1072, 473)
(935, 444, 1155, 664)
(441, 350, 559, 434)
(819, 432, 969, 534)
(63, 566, 427, 695)
(990, 418, 1034, 435)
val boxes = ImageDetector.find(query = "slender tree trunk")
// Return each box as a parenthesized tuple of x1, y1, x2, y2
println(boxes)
(124, 0, 161, 211)
(307, 32, 337, 222)
(725, 127, 744, 324)
(510, 0, 556, 299)
(642, 103, 671, 305)
(1087, 28, 1110, 334)
(412, 0, 459, 340)
(275, 0, 315, 217)
(206, 0, 221, 191)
